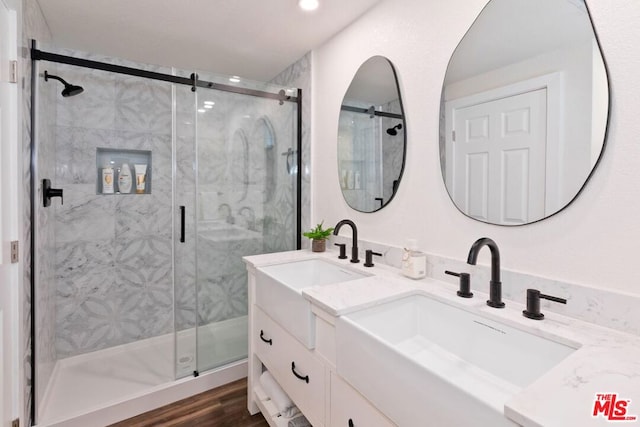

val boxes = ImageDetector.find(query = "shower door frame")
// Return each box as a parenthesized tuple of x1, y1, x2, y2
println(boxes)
(29, 39, 302, 425)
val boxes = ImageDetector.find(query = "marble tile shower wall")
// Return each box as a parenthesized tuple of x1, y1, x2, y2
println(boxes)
(271, 53, 311, 247)
(51, 51, 174, 357)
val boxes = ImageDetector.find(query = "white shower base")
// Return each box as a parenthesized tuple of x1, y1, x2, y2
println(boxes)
(36, 316, 248, 427)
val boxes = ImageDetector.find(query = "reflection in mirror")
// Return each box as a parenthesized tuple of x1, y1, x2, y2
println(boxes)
(250, 117, 276, 203)
(338, 56, 406, 212)
(440, 0, 609, 225)
(230, 129, 249, 202)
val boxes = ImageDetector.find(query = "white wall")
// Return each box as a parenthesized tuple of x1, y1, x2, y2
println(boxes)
(311, 0, 640, 297)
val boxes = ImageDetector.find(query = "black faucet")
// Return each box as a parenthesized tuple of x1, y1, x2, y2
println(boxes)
(466, 237, 505, 308)
(333, 219, 359, 263)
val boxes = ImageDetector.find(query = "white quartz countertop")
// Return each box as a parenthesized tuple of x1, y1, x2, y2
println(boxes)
(244, 249, 640, 427)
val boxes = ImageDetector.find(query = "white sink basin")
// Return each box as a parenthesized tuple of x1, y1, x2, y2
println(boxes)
(258, 258, 367, 289)
(256, 258, 368, 348)
(335, 294, 577, 426)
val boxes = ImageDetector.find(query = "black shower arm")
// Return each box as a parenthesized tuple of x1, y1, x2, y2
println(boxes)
(44, 70, 71, 86)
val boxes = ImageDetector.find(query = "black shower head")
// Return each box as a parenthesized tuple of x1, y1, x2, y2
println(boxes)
(61, 83, 84, 97)
(44, 70, 84, 97)
(386, 123, 403, 136)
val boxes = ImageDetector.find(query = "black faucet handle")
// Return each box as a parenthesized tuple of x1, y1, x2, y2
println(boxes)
(445, 270, 473, 298)
(364, 250, 382, 267)
(334, 243, 347, 259)
(523, 289, 567, 320)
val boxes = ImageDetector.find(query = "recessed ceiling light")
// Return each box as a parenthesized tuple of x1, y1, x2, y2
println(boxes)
(298, 0, 319, 11)
(197, 108, 206, 113)
(204, 101, 215, 106)
(229, 76, 241, 83)
(204, 105, 213, 109)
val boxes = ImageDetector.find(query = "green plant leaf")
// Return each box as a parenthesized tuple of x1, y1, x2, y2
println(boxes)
(302, 220, 334, 240)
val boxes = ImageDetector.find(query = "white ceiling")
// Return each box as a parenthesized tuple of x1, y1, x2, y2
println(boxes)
(37, 0, 382, 82)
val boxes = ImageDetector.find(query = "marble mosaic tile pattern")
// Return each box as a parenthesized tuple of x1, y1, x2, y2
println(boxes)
(53, 69, 175, 356)
(271, 53, 311, 248)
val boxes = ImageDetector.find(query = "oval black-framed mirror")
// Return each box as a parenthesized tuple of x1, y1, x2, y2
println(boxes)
(439, 0, 609, 225)
(338, 56, 406, 213)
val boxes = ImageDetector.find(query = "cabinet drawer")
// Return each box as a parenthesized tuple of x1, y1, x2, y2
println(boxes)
(331, 373, 396, 427)
(254, 306, 325, 426)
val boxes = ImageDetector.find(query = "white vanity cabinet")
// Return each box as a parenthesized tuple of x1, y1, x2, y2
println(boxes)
(247, 266, 397, 427)
(253, 305, 326, 426)
(330, 373, 396, 427)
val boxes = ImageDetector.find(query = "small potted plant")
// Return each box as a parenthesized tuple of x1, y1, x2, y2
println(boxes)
(303, 221, 334, 252)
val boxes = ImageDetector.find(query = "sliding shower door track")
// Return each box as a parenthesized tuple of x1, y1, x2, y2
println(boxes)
(30, 41, 298, 103)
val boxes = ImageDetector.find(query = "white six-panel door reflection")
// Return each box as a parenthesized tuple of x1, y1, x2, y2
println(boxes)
(448, 89, 547, 224)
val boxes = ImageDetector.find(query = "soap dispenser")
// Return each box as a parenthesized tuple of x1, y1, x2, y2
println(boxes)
(401, 239, 427, 279)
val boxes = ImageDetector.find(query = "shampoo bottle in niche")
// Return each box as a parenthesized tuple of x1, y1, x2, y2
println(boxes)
(134, 164, 147, 194)
(402, 239, 427, 279)
(118, 163, 132, 194)
(102, 165, 114, 194)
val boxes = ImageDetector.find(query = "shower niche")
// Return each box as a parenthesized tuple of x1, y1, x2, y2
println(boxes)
(96, 147, 152, 194)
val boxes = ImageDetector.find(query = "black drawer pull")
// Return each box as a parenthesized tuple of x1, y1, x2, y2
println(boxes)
(291, 362, 309, 383)
(348, 419, 354, 427)
(260, 330, 272, 345)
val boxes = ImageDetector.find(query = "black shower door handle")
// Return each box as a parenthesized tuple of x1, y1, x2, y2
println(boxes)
(180, 206, 185, 242)
(43, 179, 63, 207)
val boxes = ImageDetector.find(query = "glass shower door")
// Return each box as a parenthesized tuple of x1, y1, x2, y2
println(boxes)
(174, 81, 199, 379)
(194, 80, 298, 373)
(174, 73, 298, 376)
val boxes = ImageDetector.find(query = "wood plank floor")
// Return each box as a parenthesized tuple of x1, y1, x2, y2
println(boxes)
(109, 378, 269, 427)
